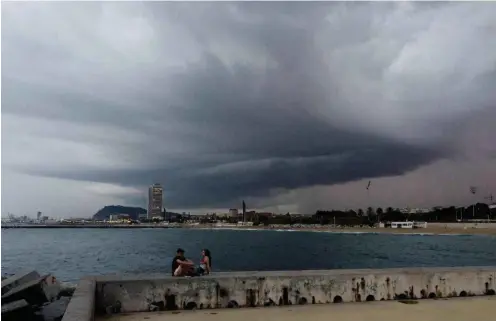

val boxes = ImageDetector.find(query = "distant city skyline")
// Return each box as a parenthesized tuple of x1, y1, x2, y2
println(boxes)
(2, 2, 496, 218)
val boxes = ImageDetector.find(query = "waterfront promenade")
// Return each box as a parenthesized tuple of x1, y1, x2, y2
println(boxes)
(100, 297, 495, 321)
(3, 222, 496, 235)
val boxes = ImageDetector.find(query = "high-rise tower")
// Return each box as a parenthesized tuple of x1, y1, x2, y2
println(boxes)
(148, 183, 163, 219)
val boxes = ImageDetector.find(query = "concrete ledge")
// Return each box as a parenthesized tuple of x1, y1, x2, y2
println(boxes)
(92, 266, 496, 282)
(97, 296, 496, 321)
(61, 278, 95, 321)
(93, 266, 496, 314)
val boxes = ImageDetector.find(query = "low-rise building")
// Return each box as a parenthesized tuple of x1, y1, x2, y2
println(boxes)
(228, 209, 239, 218)
(237, 221, 254, 226)
(386, 221, 427, 229)
(413, 221, 428, 228)
(390, 221, 413, 228)
(109, 214, 131, 222)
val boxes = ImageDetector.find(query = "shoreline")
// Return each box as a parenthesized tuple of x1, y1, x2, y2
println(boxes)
(2, 223, 496, 235)
(189, 225, 496, 236)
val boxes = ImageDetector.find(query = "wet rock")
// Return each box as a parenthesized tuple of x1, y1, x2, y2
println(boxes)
(35, 296, 71, 321)
(1, 271, 74, 321)
(57, 285, 75, 299)
(1, 270, 41, 295)
(2, 274, 60, 306)
(1, 299, 37, 321)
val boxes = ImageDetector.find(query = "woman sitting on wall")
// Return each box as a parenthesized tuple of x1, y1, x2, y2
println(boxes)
(197, 249, 212, 275)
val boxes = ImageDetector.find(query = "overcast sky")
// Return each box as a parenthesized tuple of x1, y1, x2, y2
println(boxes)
(2, 2, 496, 218)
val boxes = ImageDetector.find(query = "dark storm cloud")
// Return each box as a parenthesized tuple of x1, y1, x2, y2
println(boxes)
(3, 2, 495, 208)
(26, 143, 439, 207)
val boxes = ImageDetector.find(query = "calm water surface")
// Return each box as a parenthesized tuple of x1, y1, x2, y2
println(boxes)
(2, 228, 496, 283)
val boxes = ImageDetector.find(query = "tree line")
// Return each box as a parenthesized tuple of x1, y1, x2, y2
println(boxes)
(137, 203, 496, 226)
(252, 203, 496, 226)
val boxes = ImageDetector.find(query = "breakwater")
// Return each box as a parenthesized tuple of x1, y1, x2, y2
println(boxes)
(61, 266, 496, 321)
(1, 270, 76, 321)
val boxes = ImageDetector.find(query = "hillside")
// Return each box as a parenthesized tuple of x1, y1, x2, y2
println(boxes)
(92, 205, 147, 221)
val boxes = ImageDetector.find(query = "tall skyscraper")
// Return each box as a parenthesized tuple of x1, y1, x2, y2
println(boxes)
(148, 183, 163, 219)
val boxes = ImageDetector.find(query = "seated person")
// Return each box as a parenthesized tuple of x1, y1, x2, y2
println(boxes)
(171, 248, 194, 276)
(197, 248, 212, 275)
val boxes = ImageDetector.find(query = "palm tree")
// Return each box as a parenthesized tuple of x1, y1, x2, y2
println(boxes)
(376, 207, 383, 222)
(366, 207, 374, 217)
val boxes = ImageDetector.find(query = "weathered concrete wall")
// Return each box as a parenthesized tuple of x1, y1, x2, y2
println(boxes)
(93, 266, 496, 315)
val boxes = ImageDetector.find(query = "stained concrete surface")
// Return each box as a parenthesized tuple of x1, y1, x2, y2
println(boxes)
(95, 266, 495, 313)
(97, 297, 496, 321)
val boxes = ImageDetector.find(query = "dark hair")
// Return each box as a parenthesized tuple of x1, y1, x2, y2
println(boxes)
(177, 248, 185, 254)
(203, 249, 212, 267)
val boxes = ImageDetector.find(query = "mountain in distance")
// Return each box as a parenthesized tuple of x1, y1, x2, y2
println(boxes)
(92, 205, 147, 221)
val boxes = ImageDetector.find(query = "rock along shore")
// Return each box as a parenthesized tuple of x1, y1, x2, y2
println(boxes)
(2, 271, 76, 321)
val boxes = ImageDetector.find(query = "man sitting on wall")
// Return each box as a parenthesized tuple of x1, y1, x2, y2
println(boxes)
(171, 248, 195, 276)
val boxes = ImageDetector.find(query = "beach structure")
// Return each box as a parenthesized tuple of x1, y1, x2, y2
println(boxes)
(413, 221, 428, 228)
(390, 222, 414, 228)
(386, 221, 427, 229)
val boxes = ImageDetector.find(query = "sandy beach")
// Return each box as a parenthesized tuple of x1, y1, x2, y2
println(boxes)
(288, 226, 496, 236)
(190, 225, 496, 236)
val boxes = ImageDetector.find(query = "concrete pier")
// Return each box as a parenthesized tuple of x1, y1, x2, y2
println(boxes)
(94, 267, 496, 313)
(61, 266, 496, 321)
(98, 296, 496, 321)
